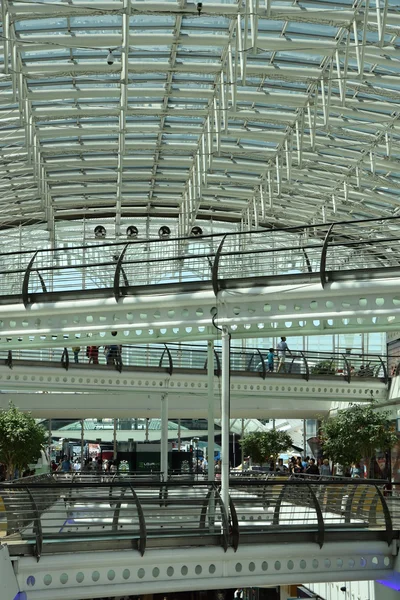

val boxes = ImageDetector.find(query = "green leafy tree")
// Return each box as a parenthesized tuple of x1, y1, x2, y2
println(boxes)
(320, 402, 397, 477)
(0, 402, 47, 479)
(240, 429, 293, 467)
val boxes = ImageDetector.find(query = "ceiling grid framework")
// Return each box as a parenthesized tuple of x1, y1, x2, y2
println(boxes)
(0, 0, 399, 247)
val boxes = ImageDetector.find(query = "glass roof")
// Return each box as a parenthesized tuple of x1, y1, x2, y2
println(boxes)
(0, 0, 399, 248)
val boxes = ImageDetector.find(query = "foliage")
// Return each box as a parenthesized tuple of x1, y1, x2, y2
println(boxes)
(320, 401, 398, 476)
(0, 402, 47, 479)
(240, 429, 293, 467)
(311, 360, 336, 375)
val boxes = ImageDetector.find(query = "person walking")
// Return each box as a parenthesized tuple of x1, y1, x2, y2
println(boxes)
(267, 347, 275, 373)
(276, 336, 291, 373)
(72, 346, 81, 364)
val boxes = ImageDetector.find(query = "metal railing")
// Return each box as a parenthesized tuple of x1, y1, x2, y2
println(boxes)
(0, 216, 399, 305)
(1, 343, 389, 383)
(0, 478, 396, 561)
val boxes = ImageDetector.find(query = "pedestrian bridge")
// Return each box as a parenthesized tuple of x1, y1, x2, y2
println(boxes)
(0, 345, 388, 419)
(1, 217, 400, 347)
(0, 476, 399, 600)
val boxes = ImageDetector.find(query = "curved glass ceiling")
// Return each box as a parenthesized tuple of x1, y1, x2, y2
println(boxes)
(0, 0, 399, 247)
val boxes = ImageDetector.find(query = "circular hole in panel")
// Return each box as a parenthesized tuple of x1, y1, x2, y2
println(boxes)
(76, 572, 84, 583)
(261, 561, 268, 571)
(324, 559, 331, 568)
(60, 573, 68, 584)
(342, 302, 350, 308)
(181, 566, 188, 576)
(376, 298, 384, 306)
(263, 304, 271, 312)
(26, 576, 35, 587)
(274, 561, 281, 571)
(122, 569, 130, 580)
(235, 563, 242, 572)
(44, 575, 52, 586)
(337, 559, 343, 568)
(107, 570, 115, 581)
(182, 309, 189, 317)
(92, 571, 100, 582)
(167, 567, 174, 577)
(310, 301, 318, 309)
(359, 298, 367, 307)
(300, 560, 306, 570)
(326, 301, 334, 309)
(384, 557, 391, 567)
(393, 298, 400, 306)
(312, 559, 319, 569)
(294, 305, 302, 311)
(209, 564, 216, 574)
(196, 308, 204, 317)
(360, 558, 367, 567)
(233, 307, 240, 315)
(138, 568, 145, 579)
(195, 565, 202, 575)
(372, 557, 379, 565)
(249, 562, 255, 572)
(287, 560, 294, 570)
(278, 304, 286, 311)
(168, 310, 175, 318)
(348, 559, 355, 568)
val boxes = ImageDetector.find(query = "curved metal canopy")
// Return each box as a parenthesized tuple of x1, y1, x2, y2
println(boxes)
(0, 0, 399, 248)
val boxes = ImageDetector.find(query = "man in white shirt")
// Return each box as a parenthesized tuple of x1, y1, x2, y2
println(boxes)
(276, 336, 290, 373)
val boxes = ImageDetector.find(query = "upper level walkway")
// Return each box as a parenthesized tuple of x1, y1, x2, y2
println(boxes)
(0, 345, 388, 419)
(1, 217, 400, 346)
(0, 475, 399, 600)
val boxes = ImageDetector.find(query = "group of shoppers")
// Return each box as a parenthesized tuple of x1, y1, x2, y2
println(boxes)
(71, 344, 122, 366)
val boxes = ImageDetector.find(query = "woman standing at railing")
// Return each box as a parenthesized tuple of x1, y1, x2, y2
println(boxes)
(320, 458, 331, 476)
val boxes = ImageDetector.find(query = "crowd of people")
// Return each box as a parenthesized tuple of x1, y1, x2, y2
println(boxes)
(51, 455, 118, 474)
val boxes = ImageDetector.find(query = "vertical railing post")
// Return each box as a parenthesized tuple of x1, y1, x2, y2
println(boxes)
(221, 327, 231, 512)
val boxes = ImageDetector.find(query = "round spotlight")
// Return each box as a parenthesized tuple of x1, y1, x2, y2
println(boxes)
(126, 225, 139, 239)
(158, 225, 171, 239)
(190, 226, 203, 237)
(94, 225, 107, 239)
(106, 49, 114, 65)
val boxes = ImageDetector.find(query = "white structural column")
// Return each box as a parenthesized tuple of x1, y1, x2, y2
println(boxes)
(207, 340, 215, 481)
(221, 327, 230, 510)
(113, 418, 117, 460)
(161, 393, 169, 481)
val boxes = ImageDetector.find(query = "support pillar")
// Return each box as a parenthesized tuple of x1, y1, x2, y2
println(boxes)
(221, 327, 230, 510)
(113, 418, 117, 460)
(161, 393, 169, 481)
(81, 419, 84, 464)
(207, 340, 215, 481)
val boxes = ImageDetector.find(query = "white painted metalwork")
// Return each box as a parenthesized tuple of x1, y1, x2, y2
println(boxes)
(0, 363, 386, 418)
(0, 277, 399, 346)
(11, 542, 396, 600)
(0, 0, 399, 252)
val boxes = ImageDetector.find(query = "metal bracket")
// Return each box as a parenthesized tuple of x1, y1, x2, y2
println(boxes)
(61, 347, 69, 371)
(212, 234, 227, 296)
(113, 243, 130, 301)
(22, 250, 39, 307)
(320, 223, 335, 288)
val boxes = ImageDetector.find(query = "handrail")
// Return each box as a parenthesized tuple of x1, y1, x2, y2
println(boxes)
(0, 344, 391, 383)
(0, 479, 395, 560)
